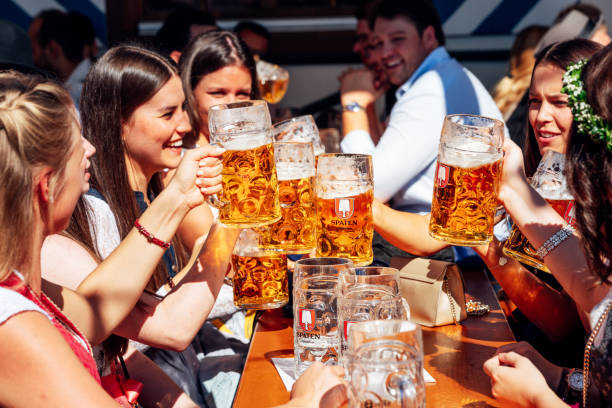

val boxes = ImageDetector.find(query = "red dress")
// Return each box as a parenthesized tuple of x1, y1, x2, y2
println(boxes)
(0, 272, 100, 383)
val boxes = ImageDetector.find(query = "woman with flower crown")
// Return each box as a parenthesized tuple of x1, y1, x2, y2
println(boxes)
(482, 42, 612, 408)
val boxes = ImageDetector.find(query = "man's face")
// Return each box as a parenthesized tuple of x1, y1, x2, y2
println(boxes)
(28, 17, 49, 69)
(353, 19, 371, 62)
(239, 29, 269, 57)
(371, 16, 433, 86)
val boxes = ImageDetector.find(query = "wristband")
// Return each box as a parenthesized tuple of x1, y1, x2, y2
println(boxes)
(535, 225, 575, 258)
(134, 219, 171, 249)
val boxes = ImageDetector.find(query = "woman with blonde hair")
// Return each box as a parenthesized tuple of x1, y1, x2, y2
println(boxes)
(0, 70, 223, 406)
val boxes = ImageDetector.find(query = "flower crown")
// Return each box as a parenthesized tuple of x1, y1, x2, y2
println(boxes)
(561, 59, 612, 152)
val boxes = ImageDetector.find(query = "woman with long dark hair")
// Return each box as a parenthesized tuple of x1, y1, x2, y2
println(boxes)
(483, 42, 612, 408)
(180, 30, 259, 147)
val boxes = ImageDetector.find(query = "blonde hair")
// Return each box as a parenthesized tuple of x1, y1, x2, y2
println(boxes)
(494, 25, 548, 119)
(0, 71, 77, 282)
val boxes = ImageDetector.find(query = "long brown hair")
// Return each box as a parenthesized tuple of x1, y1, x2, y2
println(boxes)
(80, 44, 187, 292)
(179, 30, 259, 146)
(523, 39, 603, 176)
(0, 71, 77, 282)
(565, 43, 612, 284)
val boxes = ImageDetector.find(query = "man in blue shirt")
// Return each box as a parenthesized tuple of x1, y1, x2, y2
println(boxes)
(341, 0, 504, 215)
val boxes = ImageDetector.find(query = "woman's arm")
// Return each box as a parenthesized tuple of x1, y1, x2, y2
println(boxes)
(474, 241, 583, 340)
(42, 223, 238, 351)
(45, 146, 224, 345)
(499, 139, 610, 316)
(113, 223, 240, 350)
(0, 312, 118, 407)
(373, 200, 449, 256)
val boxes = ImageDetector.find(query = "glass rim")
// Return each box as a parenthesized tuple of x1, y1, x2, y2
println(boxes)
(295, 257, 353, 267)
(445, 113, 504, 130)
(209, 99, 267, 112)
(349, 319, 420, 334)
(317, 153, 372, 160)
(273, 114, 316, 129)
(347, 266, 400, 276)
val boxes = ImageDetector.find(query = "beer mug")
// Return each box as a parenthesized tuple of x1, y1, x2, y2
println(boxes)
(346, 320, 425, 408)
(503, 150, 575, 272)
(256, 142, 316, 254)
(293, 257, 353, 376)
(256, 60, 289, 104)
(337, 267, 406, 359)
(315, 154, 374, 266)
(208, 100, 281, 228)
(272, 115, 325, 156)
(429, 114, 504, 246)
(231, 229, 288, 309)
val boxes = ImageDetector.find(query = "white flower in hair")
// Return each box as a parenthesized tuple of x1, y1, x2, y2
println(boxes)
(561, 59, 612, 151)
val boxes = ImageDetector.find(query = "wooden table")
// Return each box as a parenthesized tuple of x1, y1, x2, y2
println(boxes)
(234, 268, 515, 407)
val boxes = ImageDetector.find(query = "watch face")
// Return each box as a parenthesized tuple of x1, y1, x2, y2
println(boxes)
(569, 371, 583, 390)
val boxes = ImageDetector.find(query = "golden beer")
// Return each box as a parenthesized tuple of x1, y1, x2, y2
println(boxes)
(315, 188, 374, 266)
(218, 142, 281, 228)
(232, 253, 288, 309)
(257, 175, 316, 253)
(429, 159, 502, 245)
(503, 199, 575, 272)
(259, 77, 289, 104)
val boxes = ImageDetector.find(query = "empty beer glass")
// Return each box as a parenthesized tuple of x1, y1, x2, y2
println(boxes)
(256, 141, 316, 254)
(293, 257, 353, 377)
(315, 154, 374, 266)
(337, 267, 406, 359)
(231, 229, 288, 309)
(346, 320, 425, 408)
(429, 114, 504, 246)
(208, 100, 281, 228)
(257, 60, 289, 104)
(503, 150, 576, 272)
(272, 115, 325, 156)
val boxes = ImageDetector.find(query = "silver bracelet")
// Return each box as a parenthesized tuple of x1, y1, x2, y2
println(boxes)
(535, 225, 576, 258)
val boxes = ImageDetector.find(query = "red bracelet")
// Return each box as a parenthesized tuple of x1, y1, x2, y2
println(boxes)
(134, 219, 171, 249)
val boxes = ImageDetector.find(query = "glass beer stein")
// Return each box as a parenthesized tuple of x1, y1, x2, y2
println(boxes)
(429, 114, 504, 246)
(231, 229, 288, 309)
(346, 320, 425, 408)
(315, 154, 374, 266)
(337, 267, 406, 360)
(208, 100, 281, 228)
(272, 115, 325, 156)
(293, 257, 353, 377)
(256, 141, 316, 254)
(503, 150, 576, 272)
(256, 60, 289, 104)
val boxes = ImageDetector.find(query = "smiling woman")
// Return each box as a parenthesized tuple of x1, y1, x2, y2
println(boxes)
(523, 39, 603, 176)
(179, 30, 260, 147)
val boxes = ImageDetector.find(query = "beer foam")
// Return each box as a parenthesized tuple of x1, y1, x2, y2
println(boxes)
(439, 141, 501, 168)
(276, 163, 315, 180)
(316, 182, 372, 199)
(220, 132, 270, 150)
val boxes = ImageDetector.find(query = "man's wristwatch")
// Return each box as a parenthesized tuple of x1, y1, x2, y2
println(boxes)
(342, 101, 365, 112)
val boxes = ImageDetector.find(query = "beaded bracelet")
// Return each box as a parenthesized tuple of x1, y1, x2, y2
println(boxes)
(535, 225, 575, 259)
(134, 219, 171, 249)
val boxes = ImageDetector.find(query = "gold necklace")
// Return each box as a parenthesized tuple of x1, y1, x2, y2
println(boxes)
(582, 298, 612, 408)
